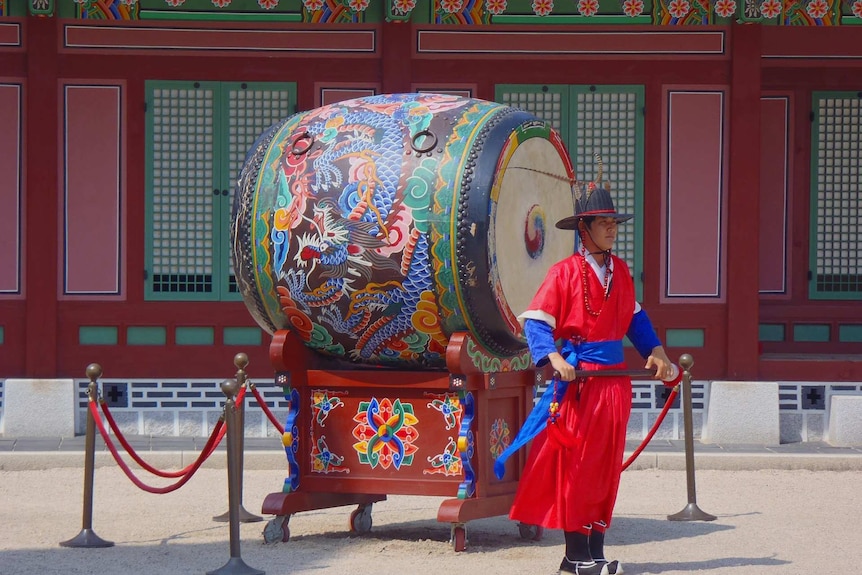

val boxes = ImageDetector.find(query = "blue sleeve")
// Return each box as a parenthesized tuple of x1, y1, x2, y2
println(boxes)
(627, 309, 662, 359)
(523, 319, 558, 367)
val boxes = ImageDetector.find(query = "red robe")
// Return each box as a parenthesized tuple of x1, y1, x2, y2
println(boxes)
(510, 253, 635, 531)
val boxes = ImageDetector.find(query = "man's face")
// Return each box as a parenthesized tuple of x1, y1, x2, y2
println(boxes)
(587, 216, 618, 252)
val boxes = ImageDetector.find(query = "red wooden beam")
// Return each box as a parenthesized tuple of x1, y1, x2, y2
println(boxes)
(725, 22, 762, 380)
(24, 16, 60, 377)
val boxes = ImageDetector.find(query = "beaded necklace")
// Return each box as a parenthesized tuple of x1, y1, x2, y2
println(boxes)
(581, 243, 612, 318)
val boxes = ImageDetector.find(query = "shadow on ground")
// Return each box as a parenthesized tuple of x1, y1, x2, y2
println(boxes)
(626, 555, 789, 573)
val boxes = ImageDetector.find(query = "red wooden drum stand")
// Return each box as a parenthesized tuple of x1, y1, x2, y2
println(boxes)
(261, 329, 541, 551)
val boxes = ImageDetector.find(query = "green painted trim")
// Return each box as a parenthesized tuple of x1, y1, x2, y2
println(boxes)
(28, 0, 55, 16)
(57, 1, 75, 17)
(145, 80, 220, 302)
(144, 80, 157, 302)
(145, 80, 295, 303)
(0, 326, 4, 345)
(492, 83, 646, 299)
(808, 90, 824, 300)
(808, 92, 819, 300)
(492, 14, 653, 24)
(633, 87, 645, 301)
(808, 91, 862, 300)
(224, 327, 263, 346)
(758, 323, 785, 342)
(494, 84, 570, 142)
(140, 10, 302, 21)
(218, 81, 296, 303)
(3, 0, 29, 16)
(569, 84, 645, 299)
(176, 326, 215, 345)
(127, 326, 167, 345)
(839, 324, 862, 343)
(666, 328, 704, 348)
(79, 326, 119, 345)
(793, 324, 830, 343)
(212, 81, 227, 302)
(139, 0, 302, 10)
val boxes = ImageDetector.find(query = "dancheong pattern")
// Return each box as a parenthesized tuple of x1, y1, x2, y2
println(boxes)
(489, 417, 511, 460)
(423, 392, 464, 476)
(310, 434, 349, 473)
(310, 389, 345, 427)
(351, 397, 419, 469)
(51, 0, 857, 25)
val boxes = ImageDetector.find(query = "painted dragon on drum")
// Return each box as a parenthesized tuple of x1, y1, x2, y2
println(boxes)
(272, 94, 465, 364)
(232, 92, 578, 369)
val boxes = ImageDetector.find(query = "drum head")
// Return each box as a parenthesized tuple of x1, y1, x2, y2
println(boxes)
(490, 128, 575, 338)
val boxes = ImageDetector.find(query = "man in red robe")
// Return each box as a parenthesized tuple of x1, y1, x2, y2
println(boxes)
(495, 172, 681, 575)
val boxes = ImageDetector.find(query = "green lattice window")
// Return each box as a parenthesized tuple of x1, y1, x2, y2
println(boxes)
(809, 92, 862, 300)
(496, 84, 645, 297)
(145, 80, 295, 301)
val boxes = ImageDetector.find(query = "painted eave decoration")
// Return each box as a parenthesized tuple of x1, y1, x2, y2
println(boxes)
(3, 0, 857, 23)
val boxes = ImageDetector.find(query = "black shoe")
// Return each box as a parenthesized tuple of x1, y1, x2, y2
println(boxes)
(595, 559, 623, 575)
(559, 558, 604, 575)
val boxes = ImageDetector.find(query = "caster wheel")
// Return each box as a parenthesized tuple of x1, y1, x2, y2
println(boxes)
(262, 515, 291, 544)
(450, 524, 467, 552)
(349, 505, 373, 534)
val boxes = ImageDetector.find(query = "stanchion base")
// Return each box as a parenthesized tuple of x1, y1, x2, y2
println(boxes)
(60, 529, 115, 548)
(206, 556, 265, 575)
(213, 505, 263, 523)
(667, 502, 717, 522)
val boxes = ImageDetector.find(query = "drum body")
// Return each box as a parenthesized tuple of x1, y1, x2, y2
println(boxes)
(232, 93, 575, 369)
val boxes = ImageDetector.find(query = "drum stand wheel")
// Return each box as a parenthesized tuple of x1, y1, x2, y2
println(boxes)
(517, 522, 544, 541)
(449, 523, 468, 552)
(262, 514, 291, 544)
(348, 504, 374, 534)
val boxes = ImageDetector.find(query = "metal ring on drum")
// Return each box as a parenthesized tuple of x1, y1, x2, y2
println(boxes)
(410, 129, 438, 154)
(231, 93, 577, 370)
(290, 131, 314, 156)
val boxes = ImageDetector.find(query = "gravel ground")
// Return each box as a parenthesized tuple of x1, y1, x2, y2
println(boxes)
(1, 466, 859, 574)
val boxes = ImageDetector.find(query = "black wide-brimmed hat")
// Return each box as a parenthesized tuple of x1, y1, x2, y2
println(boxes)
(555, 154, 633, 230)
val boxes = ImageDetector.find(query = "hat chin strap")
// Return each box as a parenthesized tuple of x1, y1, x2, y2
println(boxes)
(579, 227, 612, 260)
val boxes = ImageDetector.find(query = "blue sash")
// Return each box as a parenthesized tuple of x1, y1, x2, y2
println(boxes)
(493, 339, 624, 480)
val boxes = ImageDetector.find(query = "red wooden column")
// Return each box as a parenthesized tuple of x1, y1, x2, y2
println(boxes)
(380, 20, 412, 94)
(725, 23, 762, 379)
(23, 16, 60, 377)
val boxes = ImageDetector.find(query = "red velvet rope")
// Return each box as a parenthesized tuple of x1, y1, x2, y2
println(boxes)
(93, 374, 671, 492)
(89, 401, 213, 493)
(622, 387, 679, 471)
(97, 385, 245, 478)
(250, 384, 285, 435)
(87, 386, 247, 493)
(99, 402, 225, 478)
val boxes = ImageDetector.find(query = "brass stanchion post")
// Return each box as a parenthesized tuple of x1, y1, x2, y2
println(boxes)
(214, 353, 262, 523)
(60, 364, 114, 548)
(668, 354, 717, 522)
(206, 378, 264, 575)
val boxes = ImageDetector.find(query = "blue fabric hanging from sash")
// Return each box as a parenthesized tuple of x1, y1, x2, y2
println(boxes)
(493, 338, 624, 480)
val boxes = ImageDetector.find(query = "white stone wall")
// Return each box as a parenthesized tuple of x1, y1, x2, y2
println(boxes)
(1, 378, 860, 442)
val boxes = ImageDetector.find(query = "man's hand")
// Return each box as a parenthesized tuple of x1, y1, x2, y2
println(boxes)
(645, 345, 676, 381)
(548, 352, 577, 381)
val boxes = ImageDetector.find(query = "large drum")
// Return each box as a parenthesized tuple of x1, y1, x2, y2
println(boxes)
(232, 93, 575, 369)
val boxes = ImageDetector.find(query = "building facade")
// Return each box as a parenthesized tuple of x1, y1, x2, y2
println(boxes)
(0, 0, 861, 440)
